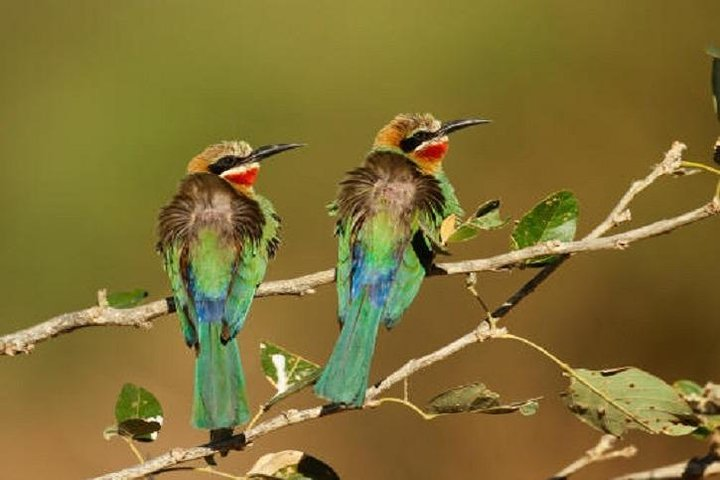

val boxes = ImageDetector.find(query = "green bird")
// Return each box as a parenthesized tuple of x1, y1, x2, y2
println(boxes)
(158, 140, 303, 432)
(315, 113, 489, 406)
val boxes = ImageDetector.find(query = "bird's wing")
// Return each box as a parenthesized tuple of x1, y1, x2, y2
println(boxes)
(223, 194, 277, 339)
(223, 245, 267, 339)
(382, 231, 427, 328)
(336, 219, 352, 325)
(162, 242, 197, 347)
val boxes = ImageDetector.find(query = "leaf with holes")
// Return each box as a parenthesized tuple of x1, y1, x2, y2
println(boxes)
(107, 289, 149, 309)
(260, 341, 321, 408)
(104, 383, 163, 442)
(561, 367, 697, 437)
(247, 450, 339, 480)
(511, 190, 578, 266)
(427, 382, 540, 416)
(446, 200, 509, 244)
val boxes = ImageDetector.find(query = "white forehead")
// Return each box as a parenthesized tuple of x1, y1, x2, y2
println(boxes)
(220, 141, 253, 158)
(396, 113, 441, 134)
(424, 117, 442, 132)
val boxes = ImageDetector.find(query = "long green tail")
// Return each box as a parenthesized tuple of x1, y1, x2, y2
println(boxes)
(192, 323, 249, 429)
(315, 294, 381, 407)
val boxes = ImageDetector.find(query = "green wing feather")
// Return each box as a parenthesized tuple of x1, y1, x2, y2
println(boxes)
(335, 220, 352, 324)
(163, 243, 197, 346)
(224, 195, 279, 338)
(224, 246, 267, 338)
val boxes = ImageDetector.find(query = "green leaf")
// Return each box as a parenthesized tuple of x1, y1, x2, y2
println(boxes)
(109, 383, 164, 442)
(674, 379, 704, 397)
(511, 190, 579, 266)
(446, 200, 509, 244)
(260, 342, 321, 408)
(561, 367, 697, 437)
(107, 289, 149, 309)
(247, 450, 339, 480)
(426, 382, 540, 416)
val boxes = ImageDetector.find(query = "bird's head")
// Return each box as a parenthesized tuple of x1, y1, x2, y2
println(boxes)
(372, 113, 490, 173)
(187, 141, 304, 191)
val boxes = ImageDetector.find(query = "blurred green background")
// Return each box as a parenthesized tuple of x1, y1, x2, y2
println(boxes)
(1, 1, 719, 478)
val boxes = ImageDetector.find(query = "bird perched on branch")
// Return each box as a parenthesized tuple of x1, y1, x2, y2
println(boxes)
(315, 113, 489, 406)
(158, 140, 303, 433)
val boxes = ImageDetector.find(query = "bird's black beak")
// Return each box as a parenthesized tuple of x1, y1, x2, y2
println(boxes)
(249, 143, 306, 163)
(436, 118, 491, 137)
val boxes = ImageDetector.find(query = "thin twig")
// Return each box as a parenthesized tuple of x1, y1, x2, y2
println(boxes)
(551, 435, 637, 479)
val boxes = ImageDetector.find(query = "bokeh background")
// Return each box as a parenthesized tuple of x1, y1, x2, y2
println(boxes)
(1, 1, 719, 478)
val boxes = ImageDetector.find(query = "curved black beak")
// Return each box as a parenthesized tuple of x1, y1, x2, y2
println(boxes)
(249, 143, 305, 163)
(437, 118, 491, 137)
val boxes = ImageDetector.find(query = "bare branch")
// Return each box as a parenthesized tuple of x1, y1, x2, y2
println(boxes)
(612, 458, 720, 479)
(86, 142, 720, 480)
(612, 431, 720, 479)
(0, 298, 169, 356)
(586, 141, 686, 239)
(4, 196, 715, 356)
(550, 435, 637, 479)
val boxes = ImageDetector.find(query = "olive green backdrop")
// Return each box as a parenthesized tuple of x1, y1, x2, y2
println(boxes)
(1, 1, 719, 478)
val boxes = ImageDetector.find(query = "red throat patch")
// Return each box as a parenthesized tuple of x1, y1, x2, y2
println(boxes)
(416, 141, 449, 161)
(223, 166, 259, 187)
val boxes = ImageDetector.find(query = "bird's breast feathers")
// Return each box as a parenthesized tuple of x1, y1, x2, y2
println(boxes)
(336, 151, 445, 226)
(158, 173, 266, 248)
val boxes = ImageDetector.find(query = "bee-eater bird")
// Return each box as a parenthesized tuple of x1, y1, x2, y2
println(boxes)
(314, 113, 489, 406)
(157, 140, 303, 431)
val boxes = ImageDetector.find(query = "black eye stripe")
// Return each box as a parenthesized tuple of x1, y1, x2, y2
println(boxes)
(208, 155, 243, 174)
(399, 130, 436, 153)
(399, 137, 422, 153)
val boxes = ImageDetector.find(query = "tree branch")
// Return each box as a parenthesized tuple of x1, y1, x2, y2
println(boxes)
(85, 142, 720, 479)
(3, 202, 713, 357)
(612, 458, 720, 479)
(550, 435, 637, 479)
(2, 142, 713, 357)
(612, 431, 720, 479)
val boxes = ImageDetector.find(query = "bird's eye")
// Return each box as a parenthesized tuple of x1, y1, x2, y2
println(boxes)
(209, 155, 241, 174)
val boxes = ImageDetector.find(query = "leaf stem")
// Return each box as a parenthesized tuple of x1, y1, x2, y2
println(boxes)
(245, 405, 267, 432)
(121, 437, 145, 464)
(372, 397, 439, 420)
(681, 161, 720, 176)
(498, 333, 574, 373)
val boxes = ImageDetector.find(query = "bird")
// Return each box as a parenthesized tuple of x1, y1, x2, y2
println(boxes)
(314, 113, 489, 407)
(157, 140, 303, 433)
